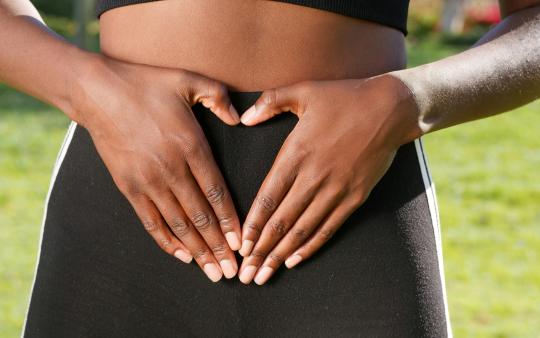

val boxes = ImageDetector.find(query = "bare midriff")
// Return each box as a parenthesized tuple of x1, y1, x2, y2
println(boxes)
(99, 0, 407, 92)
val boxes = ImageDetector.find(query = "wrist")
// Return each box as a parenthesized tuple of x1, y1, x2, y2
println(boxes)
(47, 45, 87, 119)
(387, 67, 436, 136)
(62, 50, 111, 127)
(370, 72, 425, 146)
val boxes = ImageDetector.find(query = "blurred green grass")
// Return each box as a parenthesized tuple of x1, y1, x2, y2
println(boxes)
(409, 32, 540, 337)
(1, 28, 539, 338)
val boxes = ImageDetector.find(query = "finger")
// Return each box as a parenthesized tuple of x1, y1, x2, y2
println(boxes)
(285, 195, 362, 269)
(238, 151, 299, 257)
(251, 185, 344, 285)
(126, 193, 193, 264)
(238, 176, 319, 284)
(149, 189, 232, 282)
(168, 167, 238, 279)
(183, 143, 242, 252)
(180, 70, 240, 125)
(240, 82, 307, 126)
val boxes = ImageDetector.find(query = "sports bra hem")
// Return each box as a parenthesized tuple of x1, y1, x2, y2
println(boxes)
(95, 0, 409, 36)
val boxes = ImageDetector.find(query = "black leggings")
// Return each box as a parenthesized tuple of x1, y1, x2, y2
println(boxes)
(22, 91, 452, 337)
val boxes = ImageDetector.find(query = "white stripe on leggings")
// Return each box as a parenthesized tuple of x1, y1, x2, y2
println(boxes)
(20, 121, 78, 338)
(414, 137, 453, 338)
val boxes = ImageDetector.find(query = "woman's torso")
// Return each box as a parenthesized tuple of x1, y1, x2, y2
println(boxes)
(99, 0, 407, 91)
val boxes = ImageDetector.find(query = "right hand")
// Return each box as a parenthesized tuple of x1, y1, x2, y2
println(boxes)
(67, 54, 242, 282)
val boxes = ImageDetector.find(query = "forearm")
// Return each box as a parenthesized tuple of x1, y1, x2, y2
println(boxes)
(389, 5, 540, 140)
(0, 1, 96, 119)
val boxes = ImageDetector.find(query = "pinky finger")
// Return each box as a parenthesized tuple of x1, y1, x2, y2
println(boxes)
(285, 197, 360, 268)
(128, 194, 193, 264)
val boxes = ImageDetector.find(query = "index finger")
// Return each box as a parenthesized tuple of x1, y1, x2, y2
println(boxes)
(184, 136, 242, 251)
(238, 148, 299, 257)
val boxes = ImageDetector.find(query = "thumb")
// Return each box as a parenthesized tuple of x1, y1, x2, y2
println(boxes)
(181, 71, 240, 126)
(240, 83, 306, 126)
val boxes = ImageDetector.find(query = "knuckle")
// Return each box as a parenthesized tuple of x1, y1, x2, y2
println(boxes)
(116, 177, 139, 196)
(139, 171, 160, 187)
(351, 190, 368, 206)
(142, 220, 159, 233)
(262, 88, 277, 106)
(159, 237, 173, 250)
(163, 161, 188, 186)
(292, 227, 308, 240)
(250, 249, 267, 259)
(319, 228, 334, 241)
(191, 211, 214, 231)
(208, 80, 227, 99)
(285, 138, 310, 162)
(246, 223, 262, 235)
(180, 139, 200, 158)
(169, 217, 191, 237)
(268, 253, 284, 264)
(257, 194, 277, 212)
(328, 185, 346, 201)
(192, 248, 209, 260)
(217, 213, 235, 232)
(175, 134, 205, 159)
(137, 163, 165, 187)
(272, 172, 293, 189)
(177, 165, 191, 181)
(210, 243, 228, 257)
(188, 143, 211, 162)
(300, 177, 324, 195)
(269, 219, 287, 236)
(205, 184, 225, 205)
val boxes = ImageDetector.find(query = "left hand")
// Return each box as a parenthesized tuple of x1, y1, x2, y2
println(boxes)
(236, 74, 422, 285)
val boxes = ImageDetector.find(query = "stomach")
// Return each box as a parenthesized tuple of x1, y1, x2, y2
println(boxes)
(99, 0, 407, 92)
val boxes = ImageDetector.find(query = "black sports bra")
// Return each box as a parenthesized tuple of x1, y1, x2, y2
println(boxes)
(95, 0, 410, 35)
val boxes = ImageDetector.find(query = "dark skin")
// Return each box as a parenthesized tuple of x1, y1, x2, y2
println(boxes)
(238, 2, 540, 284)
(1, 0, 405, 282)
(236, 76, 420, 284)
(73, 57, 244, 282)
(1, 0, 539, 286)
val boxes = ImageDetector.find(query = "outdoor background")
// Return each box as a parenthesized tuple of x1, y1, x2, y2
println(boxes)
(1, 0, 539, 337)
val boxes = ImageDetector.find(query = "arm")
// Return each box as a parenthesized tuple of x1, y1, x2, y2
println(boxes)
(1, 0, 244, 282)
(389, 0, 540, 139)
(234, 0, 540, 285)
(0, 0, 87, 118)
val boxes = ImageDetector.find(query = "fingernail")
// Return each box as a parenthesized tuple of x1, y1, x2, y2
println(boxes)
(239, 265, 257, 284)
(203, 263, 223, 282)
(174, 249, 193, 264)
(219, 259, 237, 279)
(240, 105, 256, 124)
(225, 232, 241, 251)
(254, 266, 274, 285)
(239, 240, 254, 257)
(285, 254, 302, 268)
(229, 103, 240, 122)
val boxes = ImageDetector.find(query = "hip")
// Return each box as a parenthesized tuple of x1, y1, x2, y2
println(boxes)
(22, 91, 452, 337)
